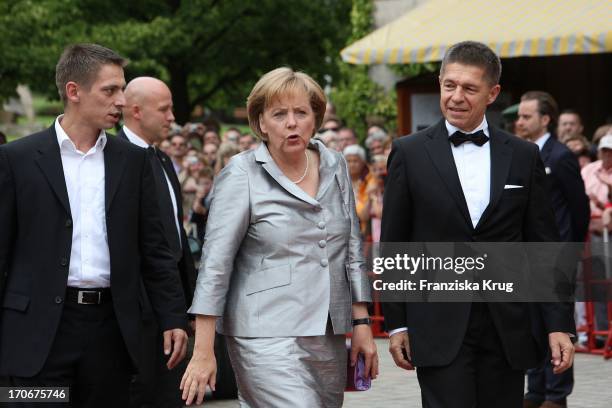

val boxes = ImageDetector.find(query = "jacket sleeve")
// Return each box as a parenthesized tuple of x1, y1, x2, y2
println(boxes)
(523, 145, 575, 334)
(188, 158, 250, 316)
(340, 155, 371, 303)
(0, 147, 16, 303)
(556, 149, 590, 242)
(138, 149, 187, 332)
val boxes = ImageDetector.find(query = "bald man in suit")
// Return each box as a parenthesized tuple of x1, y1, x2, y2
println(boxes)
(119, 77, 197, 408)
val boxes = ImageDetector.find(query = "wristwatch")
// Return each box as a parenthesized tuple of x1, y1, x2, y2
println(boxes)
(352, 318, 371, 326)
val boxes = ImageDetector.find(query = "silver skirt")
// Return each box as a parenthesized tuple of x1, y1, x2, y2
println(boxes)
(225, 329, 347, 408)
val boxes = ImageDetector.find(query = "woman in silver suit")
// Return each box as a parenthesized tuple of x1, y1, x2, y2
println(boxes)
(181, 67, 378, 407)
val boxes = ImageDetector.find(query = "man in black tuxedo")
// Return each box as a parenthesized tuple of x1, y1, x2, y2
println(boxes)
(119, 76, 197, 408)
(381, 41, 575, 408)
(0, 44, 188, 407)
(517, 91, 589, 408)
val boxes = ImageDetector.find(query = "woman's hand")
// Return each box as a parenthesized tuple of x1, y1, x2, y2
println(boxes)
(350, 324, 379, 380)
(180, 350, 217, 405)
(180, 315, 218, 405)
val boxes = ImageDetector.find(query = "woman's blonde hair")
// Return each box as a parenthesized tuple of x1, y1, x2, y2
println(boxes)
(247, 67, 326, 141)
(214, 142, 240, 175)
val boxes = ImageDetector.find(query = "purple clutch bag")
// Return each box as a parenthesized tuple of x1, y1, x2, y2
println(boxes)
(345, 345, 371, 392)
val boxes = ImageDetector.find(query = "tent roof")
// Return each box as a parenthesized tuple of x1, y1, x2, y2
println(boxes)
(341, 0, 612, 64)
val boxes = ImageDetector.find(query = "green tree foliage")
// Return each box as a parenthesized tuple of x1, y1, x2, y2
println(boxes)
(390, 62, 439, 81)
(0, 0, 352, 123)
(331, 0, 396, 141)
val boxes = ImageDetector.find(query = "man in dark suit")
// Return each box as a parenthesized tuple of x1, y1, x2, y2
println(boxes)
(517, 91, 589, 408)
(381, 41, 575, 408)
(119, 76, 197, 408)
(0, 44, 188, 407)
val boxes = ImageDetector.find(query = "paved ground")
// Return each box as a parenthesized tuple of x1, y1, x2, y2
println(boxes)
(191, 339, 612, 407)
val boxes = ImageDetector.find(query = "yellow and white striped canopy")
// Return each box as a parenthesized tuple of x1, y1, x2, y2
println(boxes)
(341, 0, 612, 64)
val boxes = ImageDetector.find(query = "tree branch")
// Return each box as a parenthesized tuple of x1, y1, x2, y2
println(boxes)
(190, 66, 252, 108)
(192, 5, 255, 53)
(189, 49, 285, 109)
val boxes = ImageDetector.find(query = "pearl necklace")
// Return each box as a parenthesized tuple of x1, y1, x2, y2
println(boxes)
(291, 150, 310, 184)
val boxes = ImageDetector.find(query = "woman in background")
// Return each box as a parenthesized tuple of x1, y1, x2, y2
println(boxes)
(343, 144, 372, 241)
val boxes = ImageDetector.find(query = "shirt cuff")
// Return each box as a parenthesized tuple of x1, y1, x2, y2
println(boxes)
(388, 327, 408, 337)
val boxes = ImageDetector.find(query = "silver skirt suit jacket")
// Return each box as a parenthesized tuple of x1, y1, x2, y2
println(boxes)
(188, 139, 371, 337)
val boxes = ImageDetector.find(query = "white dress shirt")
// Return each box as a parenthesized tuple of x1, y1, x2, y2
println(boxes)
(388, 117, 492, 338)
(55, 116, 111, 288)
(534, 132, 551, 152)
(123, 126, 182, 246)
(446, 118, 491, 228)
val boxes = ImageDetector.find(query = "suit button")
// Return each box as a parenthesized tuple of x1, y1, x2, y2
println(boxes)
(54, 296, 63, 304)
(318, 240, 326, 248)
(320, 259, 329, 267)
(318, 221, 326, 229)
(60, 257, 68, 267)
(65, 219, 73, 228)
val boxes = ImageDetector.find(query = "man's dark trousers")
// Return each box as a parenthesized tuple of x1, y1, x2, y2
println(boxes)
(9, 300, 132, 407)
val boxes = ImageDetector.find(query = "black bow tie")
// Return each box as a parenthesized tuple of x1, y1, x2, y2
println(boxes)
(449, 130, 489, 147)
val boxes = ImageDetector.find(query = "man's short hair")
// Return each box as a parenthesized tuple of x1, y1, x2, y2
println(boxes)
(55, 43, 127, 102)
(170, 134, 186, 143)
(560, 109, 582, 122)
(521, 91, 559, 133)
(440, 41, 502, 85)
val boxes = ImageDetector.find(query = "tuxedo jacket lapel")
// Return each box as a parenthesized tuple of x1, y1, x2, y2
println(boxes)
(157, 149, 184, 220)
(104, 137, 127, 212)
(116, 129, 128, 142)
(35, 129, 72, 216)
(476, 128, 513, 229)
(424, 121, 473, 229)
(540, 136, 554, 166)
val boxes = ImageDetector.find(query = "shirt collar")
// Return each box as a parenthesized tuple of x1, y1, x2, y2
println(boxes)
(445, 117, 489, 138)
(55, 114, 107, 153)
(122, 126, 150, 148)
(534, 132, 551, 151)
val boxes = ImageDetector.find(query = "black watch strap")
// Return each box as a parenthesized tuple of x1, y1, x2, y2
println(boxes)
(352, 318, 371, 326)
